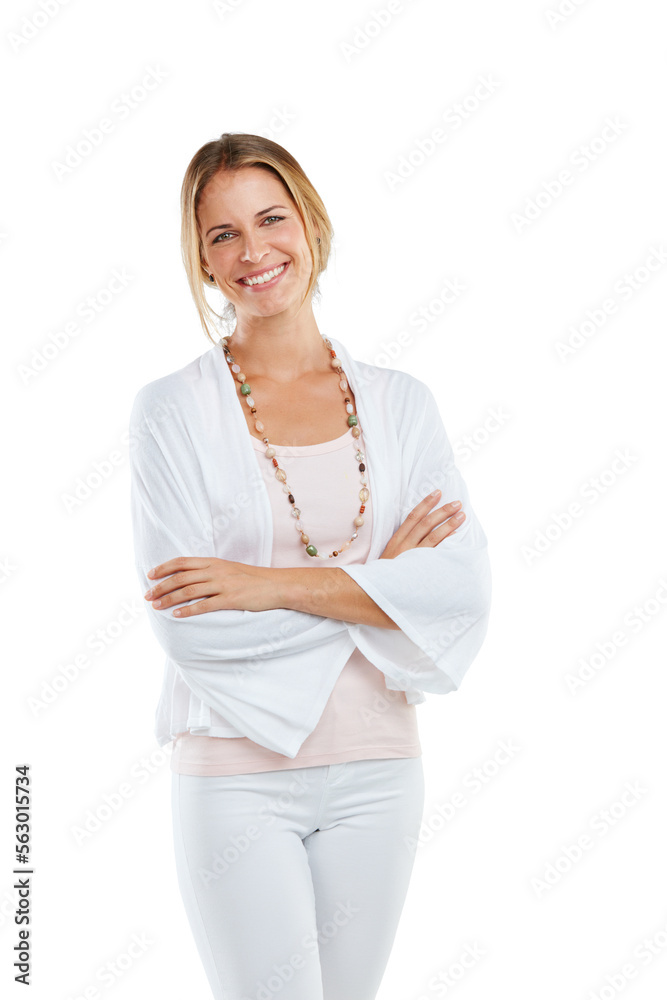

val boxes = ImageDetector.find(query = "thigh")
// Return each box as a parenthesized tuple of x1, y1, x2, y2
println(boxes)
(303, 757, 425, 1000)
(171, 770, 325, 1000)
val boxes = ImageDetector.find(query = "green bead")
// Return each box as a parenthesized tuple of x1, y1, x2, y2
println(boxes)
(306, 544, 318, 557)
(240, 383, 251, 395)
(347, 414, 358, 426)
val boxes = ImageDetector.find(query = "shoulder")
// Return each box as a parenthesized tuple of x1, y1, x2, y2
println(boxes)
(130, 346, 218, 423)
(330, 336, 435, 411)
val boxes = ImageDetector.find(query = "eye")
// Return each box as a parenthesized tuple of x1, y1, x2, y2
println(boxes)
(212, 216, 284, 244)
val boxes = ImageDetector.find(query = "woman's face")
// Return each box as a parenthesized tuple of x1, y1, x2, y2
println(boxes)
(198, 166, 314, 323)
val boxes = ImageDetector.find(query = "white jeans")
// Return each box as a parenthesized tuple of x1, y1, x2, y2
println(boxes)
(171, 756, 425, 1000)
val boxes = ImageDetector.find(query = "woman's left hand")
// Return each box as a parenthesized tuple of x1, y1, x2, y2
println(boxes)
(143, 557, 276, 617)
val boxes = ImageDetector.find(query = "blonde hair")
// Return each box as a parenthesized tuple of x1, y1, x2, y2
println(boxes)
(180, 132, 334, 344)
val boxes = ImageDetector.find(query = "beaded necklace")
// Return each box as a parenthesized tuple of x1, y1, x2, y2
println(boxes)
(220, 334, 369, 559)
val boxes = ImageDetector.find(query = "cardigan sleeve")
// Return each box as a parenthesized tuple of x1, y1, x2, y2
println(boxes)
(337, 380, 492, 700)
(128, 386, 347, 673)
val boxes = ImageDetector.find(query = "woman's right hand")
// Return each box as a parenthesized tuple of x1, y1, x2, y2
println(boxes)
(379, 490, 466, 559)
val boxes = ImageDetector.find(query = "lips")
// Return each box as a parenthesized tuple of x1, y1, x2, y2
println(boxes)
(237, 261, 290, 288)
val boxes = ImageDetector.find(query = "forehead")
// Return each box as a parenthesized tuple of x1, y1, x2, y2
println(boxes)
(198, 166, 291, 219)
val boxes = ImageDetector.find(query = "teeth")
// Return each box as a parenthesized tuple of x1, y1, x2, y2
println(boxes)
(241, 263, 286, 286)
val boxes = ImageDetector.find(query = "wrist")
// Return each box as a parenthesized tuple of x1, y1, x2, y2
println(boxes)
(271, 566, 323, 615)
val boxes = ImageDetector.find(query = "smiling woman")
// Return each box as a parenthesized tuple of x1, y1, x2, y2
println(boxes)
(129, 131, 491, 1000)
(181, 132, 332, 347)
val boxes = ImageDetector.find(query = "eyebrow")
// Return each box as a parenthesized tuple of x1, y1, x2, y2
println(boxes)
(205, 205, 289, 237)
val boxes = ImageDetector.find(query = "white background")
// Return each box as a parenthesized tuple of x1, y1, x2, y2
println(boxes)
(2, 0, 666, 998)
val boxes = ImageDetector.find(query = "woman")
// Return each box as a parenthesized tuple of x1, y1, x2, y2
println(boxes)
(129, 132, 492, 1000)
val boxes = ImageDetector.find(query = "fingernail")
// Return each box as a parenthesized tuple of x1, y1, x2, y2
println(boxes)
(430, 489, 441, 496)
(451, 501, 461, 509)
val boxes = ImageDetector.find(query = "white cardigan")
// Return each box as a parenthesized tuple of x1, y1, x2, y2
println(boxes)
(129, 335, 492, 758)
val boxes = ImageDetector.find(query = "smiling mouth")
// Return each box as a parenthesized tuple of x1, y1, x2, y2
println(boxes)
(238, 262, 289, 287)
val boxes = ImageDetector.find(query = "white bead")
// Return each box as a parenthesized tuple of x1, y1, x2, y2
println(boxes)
(255, 420, 264, 432)
(245, 396, 254, 406)
(346, 403, 353, 414)
(339, 378, 348, 390)
(265, 447, 276, 458)
(231, 363, 241, 373)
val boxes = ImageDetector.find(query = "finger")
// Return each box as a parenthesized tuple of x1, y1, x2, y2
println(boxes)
(144, 569, 210, 602)
(422, 510, 466, 547)
(395, 491, 449, 542)
(148, 578, 212, 609)
(147, 556, 209, 580)
(400, 496, 464, 546)
(420, 501, 464, 532)
(171, 599, 215, 618)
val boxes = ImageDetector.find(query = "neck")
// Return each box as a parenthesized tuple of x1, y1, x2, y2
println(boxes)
(227, 300, 329, 383)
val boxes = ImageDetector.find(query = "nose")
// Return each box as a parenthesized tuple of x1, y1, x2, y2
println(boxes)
(240, 230, 270, 264)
